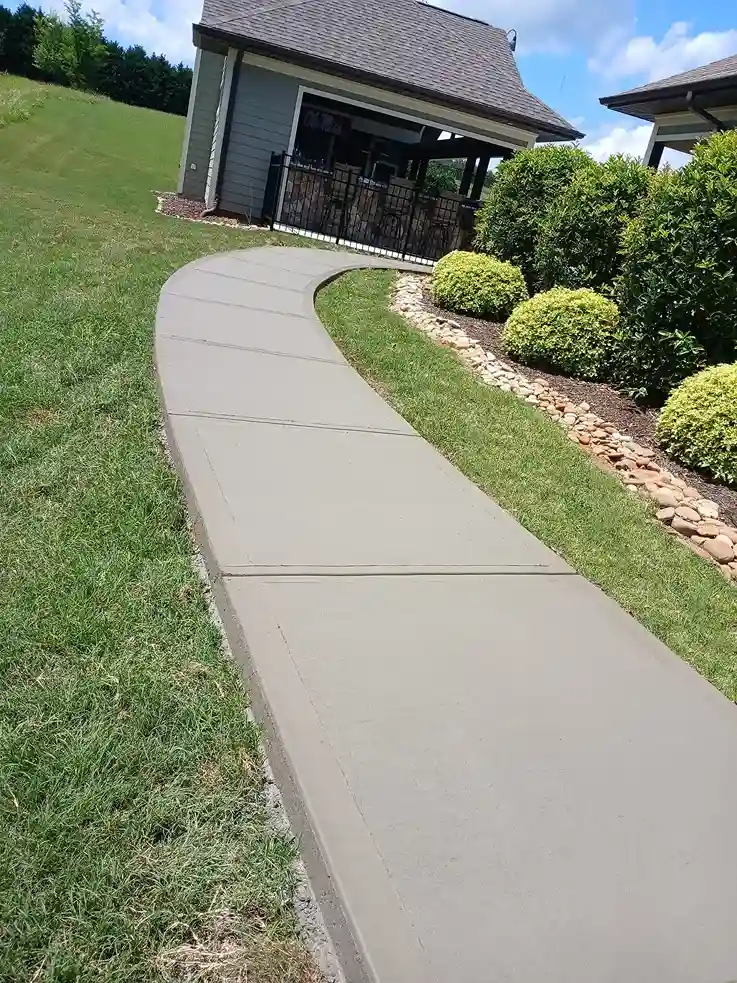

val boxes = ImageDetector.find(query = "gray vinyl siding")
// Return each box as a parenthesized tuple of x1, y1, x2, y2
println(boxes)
(219, 64, 299, 219)
(181, 49, 225, 201)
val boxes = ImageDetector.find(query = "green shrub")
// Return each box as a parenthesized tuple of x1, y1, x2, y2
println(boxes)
(502, 287, 619, 379)
(474, 145, 594, 289)
(535, 155, 652, 293)
(615, 131, 737, 402)
(431, 250, 528, 320)
(656, 364, 737, 485)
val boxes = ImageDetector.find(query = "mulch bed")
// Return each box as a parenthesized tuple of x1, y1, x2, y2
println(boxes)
(156, 191, 264, 229)
(417, 280, 737, 527)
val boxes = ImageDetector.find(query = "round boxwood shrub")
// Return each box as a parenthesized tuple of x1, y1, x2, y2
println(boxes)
(502, 287, 619, 379)
(615, 130, 737, 402)
(535, 154, 652, 293)
(474, 145, 594, 289)
(431, 250, 528, 320)
(656, 363, 737, 485)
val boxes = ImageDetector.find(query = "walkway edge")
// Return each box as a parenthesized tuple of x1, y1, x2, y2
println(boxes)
(157, 247, 436, 983)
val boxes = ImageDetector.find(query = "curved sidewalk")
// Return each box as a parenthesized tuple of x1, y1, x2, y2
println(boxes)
(156, 246, 737, 983)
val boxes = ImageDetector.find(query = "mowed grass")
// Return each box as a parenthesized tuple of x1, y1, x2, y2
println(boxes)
(0, 78, 318, 981)
(316, 270, 737, 699)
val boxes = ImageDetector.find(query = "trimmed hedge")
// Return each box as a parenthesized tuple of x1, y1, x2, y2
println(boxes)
(614, 131, 737, 402)
(474, 145, 594, 289)
(431, 250, 528, 320)
(502, 287, 619, 380)
(656, 364, 737, 485)
(535, 154, 652, 293)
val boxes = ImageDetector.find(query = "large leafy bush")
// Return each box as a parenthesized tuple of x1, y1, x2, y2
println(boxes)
(502, 287, 619, 379)
(431, 250, 528, 320)
(614, 131, 737, 402)
(656, 363, 737, 485)
(535, 155, 652, 293)
(474, 145, 594, 288)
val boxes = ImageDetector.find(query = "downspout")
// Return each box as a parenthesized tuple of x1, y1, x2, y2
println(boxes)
(203, 49, 244, 216)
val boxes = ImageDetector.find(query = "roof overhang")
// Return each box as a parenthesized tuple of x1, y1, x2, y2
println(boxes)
(600, 76, 737, 123)
(194, 22, 584, 141)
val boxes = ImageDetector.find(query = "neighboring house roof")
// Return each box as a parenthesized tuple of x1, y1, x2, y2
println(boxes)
(196, 0, 583, 140)
(601, 53, 737, 120)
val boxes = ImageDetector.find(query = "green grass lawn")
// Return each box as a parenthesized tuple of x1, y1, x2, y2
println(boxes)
(316, 270, 737, 700)
(0, 77, 317, 982)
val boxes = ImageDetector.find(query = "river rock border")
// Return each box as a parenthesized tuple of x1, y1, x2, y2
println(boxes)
(393, 273, 737, 583)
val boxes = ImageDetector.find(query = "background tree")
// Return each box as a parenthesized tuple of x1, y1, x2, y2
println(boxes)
(33, 0, 106, 89)
(0, 4, 40, 78)
(0, 1, 192, 115)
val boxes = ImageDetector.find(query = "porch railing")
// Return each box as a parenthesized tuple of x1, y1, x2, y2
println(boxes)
(262, 153, 482, 264)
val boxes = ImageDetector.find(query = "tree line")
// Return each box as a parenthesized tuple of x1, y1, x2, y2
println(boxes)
(0, 1, 192, 116)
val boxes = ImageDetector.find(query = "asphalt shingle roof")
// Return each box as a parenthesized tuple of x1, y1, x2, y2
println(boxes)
(604, 53, 737, 101)
(198, 0, 581, 139)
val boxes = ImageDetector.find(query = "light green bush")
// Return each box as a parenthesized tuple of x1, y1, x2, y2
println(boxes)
(502, 287, 619, 380)
(431, 250, 528, 320)
(656, 364, 737, 485)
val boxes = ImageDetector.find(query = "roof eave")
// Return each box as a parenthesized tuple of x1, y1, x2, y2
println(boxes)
(601, 74, 737, 115)
(195, 23, 583, 142)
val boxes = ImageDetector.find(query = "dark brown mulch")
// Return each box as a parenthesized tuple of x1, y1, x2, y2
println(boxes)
(418, 282, 737, 526)
(156, 191, 263, 228)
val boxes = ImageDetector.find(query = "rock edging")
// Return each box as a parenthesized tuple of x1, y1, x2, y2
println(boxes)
(393, 273, 737, 584)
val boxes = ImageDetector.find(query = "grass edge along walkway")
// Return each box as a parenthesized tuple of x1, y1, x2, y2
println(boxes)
(0, 76, 319, 983)
(316, 269, 737, 701)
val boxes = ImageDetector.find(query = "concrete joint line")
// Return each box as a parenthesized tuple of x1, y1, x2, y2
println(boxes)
(168, 409, 418, 437)
(165, 291, 312, 316)
(222, 565, 580, 578)
(160, 333, 348, 365)
(191, 266, 307, 292)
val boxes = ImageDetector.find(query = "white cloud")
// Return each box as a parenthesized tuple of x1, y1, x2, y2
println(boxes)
(429, 0, 634, 54)
(583, 121, 691, 167)
(590, 21, 737, 83)
(38, 0, 200, 64)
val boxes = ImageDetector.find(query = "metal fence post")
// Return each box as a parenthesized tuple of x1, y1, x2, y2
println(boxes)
(401, 188, 420, 260)
(335, 170, 353, 246)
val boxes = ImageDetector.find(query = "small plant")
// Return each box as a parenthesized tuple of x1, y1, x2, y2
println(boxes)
(474, 145, 594, 289)
(656, 364, 737, 485)
(502, 287, 619, 379)
(431, 250, 528, 320)
(535, 155, 652, 293)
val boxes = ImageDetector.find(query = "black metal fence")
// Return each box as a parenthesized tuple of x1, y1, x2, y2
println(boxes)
(262, 152, 482, 264)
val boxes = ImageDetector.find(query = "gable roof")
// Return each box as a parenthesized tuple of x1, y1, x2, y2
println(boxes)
(197, 0, 582, 140)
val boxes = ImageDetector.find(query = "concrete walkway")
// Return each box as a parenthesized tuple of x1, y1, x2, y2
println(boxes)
(157, 246, 737, 983)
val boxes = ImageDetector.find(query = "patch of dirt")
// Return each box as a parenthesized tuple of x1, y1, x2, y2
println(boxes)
(419, 282, 737, 527)
(156, 192, 264, 230)
(27, 407, 58, 426)
(156, 912, 323, 983)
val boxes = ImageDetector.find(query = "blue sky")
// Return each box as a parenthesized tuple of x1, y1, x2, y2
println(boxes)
(20, 0, 737, 161)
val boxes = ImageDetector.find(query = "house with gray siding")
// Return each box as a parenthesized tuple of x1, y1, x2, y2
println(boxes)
(600, 53, 737, 168)
(178, 0, 581, 251)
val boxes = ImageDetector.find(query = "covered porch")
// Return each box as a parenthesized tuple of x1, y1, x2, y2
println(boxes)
(264, 89, 517, 262)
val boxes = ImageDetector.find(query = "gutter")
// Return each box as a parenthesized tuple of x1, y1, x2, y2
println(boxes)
(194, 24, 584, 142)
(600, 75, 737, 110)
